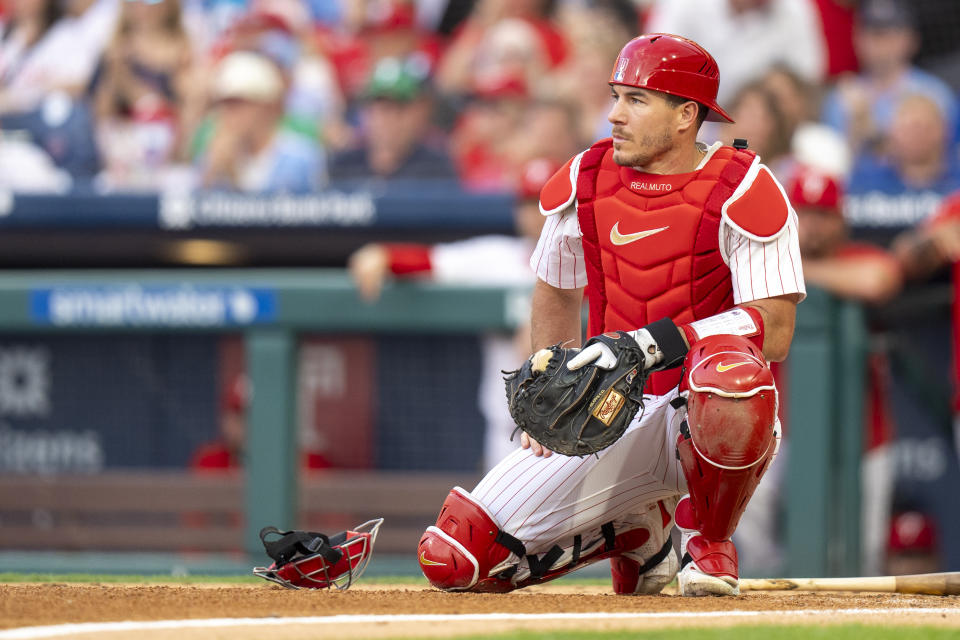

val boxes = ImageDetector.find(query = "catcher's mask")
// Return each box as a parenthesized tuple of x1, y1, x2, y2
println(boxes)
(252, 518, 383, 590)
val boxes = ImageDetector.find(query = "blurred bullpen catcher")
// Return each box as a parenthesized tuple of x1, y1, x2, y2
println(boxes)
(418, 34, 805, 597)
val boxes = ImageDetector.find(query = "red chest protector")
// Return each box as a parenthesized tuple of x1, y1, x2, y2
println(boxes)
(575, 139, 755, 395)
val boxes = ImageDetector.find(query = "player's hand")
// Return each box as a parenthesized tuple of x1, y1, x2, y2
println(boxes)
(567, 341, 617, 370)
(520, 432, 553, 458)
(348, 244, 389, 301)
(568, 328, 662, 371)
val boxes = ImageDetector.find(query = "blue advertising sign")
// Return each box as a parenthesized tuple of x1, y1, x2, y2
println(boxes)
(29, 285, 277, 327)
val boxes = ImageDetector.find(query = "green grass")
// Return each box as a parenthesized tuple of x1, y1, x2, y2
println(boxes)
(444, 628, 959, 640)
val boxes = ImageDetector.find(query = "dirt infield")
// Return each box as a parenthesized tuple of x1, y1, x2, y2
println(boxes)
(1, 582, 959, 639)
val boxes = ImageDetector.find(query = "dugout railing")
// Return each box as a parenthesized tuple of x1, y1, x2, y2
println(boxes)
(0, 269, 863, 577)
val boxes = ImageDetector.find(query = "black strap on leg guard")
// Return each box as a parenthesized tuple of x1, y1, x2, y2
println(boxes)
(259, 526, 343, 567)
(527, 545, 565, 579)
(495, 530, 527, 559)
(634, 540, 674, 575)
(571, 535, 582, 565)
(490, 529, 528, 581)
(601, 522, 616, 552)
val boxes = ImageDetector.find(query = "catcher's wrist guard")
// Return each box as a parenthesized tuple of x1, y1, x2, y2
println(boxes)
(504, 331, 650, 456)
(636, 317, 690, 371)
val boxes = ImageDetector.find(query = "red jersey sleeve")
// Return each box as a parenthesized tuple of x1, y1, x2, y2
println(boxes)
(383, 243, 433, 275)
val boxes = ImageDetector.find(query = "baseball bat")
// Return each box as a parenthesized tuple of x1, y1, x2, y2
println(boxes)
(739, 572, 960, 596)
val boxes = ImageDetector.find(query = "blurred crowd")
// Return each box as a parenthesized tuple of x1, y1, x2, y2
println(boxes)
(5, 0, 960, 573)
(0, 0, 958, 200)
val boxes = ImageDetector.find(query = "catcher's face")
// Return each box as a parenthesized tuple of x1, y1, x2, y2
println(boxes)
(607, 85, 685, 170)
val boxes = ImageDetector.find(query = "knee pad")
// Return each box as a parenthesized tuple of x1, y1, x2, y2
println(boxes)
(417, 487, 516, 591)
(677, 334, 778, 541)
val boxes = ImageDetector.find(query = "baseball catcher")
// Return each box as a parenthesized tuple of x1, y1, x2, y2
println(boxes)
(417, 33, 802, 597)
(253, 518, 383, 589)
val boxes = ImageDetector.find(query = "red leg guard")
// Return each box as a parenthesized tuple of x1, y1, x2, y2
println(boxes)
(417, 487, 514, 591)
(675, 495, 738, 581)
(678, 335, 778, 542)
(610, 499, 677, 595)
(417, 489, 669, 593)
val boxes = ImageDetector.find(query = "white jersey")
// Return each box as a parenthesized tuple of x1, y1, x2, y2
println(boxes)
(530, 142, 806, 305)
(430, 236, 534, 287)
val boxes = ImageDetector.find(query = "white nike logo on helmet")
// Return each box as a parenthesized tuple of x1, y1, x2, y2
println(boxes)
(610, 222, 670, 246)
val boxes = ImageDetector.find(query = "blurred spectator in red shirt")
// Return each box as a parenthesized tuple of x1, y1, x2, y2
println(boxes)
(886, 510, 940, 575)
(191, 373, 332, 472)
(190, 373, 249, 470)
(792, 166, 902, 303)
(809, 0, 858, 78)
(450, 73, 529, 191)
(317, 0, 443, 102)
(435, 0, 566, 99)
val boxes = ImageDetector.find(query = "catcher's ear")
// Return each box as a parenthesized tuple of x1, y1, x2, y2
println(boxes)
(530, 348, 554, 373)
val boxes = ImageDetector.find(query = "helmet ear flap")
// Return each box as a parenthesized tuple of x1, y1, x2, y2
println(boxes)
(253, 518, 384, 589)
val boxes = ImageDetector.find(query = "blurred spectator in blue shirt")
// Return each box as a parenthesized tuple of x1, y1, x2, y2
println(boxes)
(821, 0, 958, 155)
(329, 54, 455, 182)
(845, 93, 960, 248)
(195, 50, 324, 192)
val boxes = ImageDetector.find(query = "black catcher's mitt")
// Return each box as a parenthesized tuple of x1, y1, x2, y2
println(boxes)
(504, 331, 649, 456)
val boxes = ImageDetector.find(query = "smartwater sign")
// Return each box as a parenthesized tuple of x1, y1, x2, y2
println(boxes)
(30, 285, 277, 327)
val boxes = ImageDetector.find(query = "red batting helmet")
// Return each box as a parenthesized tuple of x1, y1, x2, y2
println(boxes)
(609, 33, 734, 123)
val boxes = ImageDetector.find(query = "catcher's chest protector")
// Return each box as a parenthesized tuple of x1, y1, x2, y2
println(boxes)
(575, 140, 755, 395)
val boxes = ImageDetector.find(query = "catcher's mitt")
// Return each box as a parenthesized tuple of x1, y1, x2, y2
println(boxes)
(504, 331, 649, 456)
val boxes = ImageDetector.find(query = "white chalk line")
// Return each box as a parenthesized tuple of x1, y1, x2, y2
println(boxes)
(1, 608, 958, 639)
